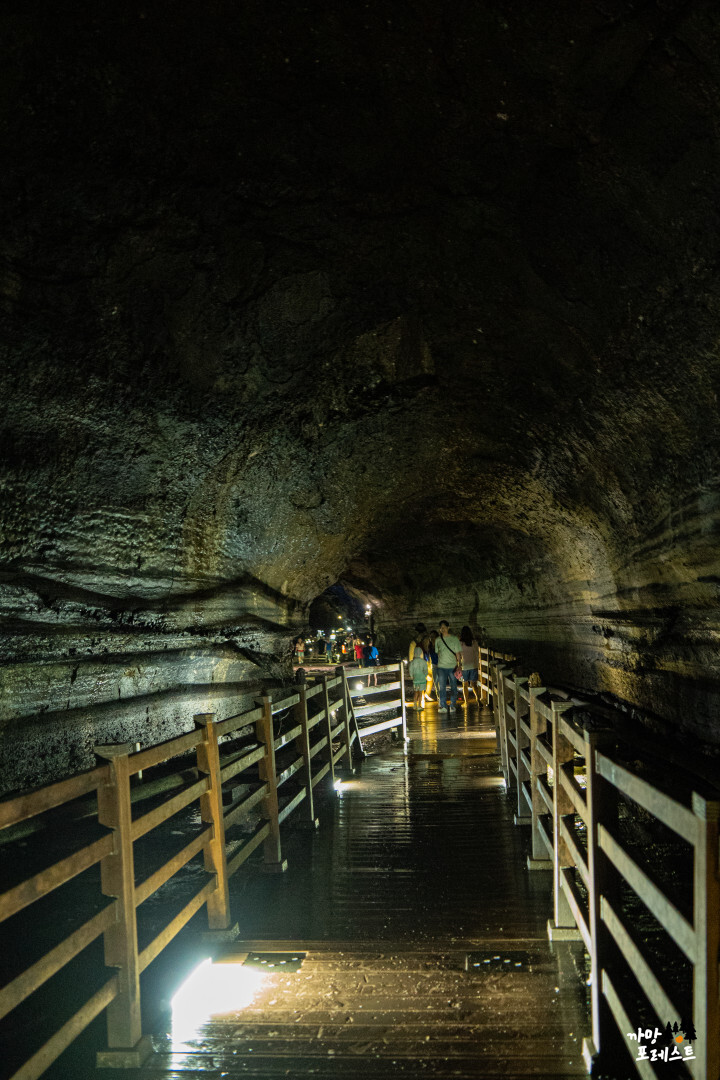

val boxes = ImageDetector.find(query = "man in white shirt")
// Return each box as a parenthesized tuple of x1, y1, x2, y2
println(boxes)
(436, 620, 462, 711)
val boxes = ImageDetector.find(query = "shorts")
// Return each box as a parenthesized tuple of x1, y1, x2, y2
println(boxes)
(463, 668, 478, 681)
(412, 680, 426, 689)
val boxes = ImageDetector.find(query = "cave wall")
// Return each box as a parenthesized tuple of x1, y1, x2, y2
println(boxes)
(3, 1, 720, 792)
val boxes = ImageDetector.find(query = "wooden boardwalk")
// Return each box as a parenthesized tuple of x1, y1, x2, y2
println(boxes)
(120, 703, 591, 1077)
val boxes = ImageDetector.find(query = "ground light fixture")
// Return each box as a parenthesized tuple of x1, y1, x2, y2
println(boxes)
(170, 958, 268, 1043)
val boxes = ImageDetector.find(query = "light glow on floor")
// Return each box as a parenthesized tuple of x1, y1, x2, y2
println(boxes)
(171, 958, 268, 1042)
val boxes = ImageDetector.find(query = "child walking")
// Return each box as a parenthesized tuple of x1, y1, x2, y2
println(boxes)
(409, 647, 428, 710)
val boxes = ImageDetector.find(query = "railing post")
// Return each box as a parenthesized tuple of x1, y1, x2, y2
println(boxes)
(343, 668, 366, 759)
(336, 665, 355, 774)
(489, 660, 498, 730)
(194, 713, 234, 932)
(691, 793, 720, 1080)
(547, 701, 583, 941)
(399, 657, 408, 743)
(583, 726, 616, 1066)
(513, 676, 530, 824)
(503, 669, 518, 795)
(293, 670, 320, 828)
(480, 646, 489, 704)
(493, 663, 509, 782)
(527, 685, 552, 869)
(321, 674, 336, 789)
(95, 743, 152, 1068)
(255, 693, 287, 873)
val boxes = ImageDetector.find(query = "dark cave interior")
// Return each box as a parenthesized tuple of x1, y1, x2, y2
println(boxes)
(2, 0, 720, 792)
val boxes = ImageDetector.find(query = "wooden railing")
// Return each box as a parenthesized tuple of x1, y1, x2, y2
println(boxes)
(489, 659, 720, 1080)
(0, 667, 357, 1080)
(344, 661, 407, 744)
(478, 645, 509, 705)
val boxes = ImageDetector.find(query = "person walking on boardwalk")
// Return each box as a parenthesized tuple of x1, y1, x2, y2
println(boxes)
(409, 647, 428, 710)
(419, 629, 435, 704)
(294, 637, 305, 667)
(364, 636, 380, 686)
(436, 620, 462, 711)
(459, 625, 480, 705)
(428, 630, 439, 701)
(353, 635, 364, 665)
(407, 624, 433, 704)
(408, 623, 427, 662)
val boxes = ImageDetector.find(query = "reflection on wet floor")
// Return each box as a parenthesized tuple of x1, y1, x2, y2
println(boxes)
(135, 700, 591, 1077)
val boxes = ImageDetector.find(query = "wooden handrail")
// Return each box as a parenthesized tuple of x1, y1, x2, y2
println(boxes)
(0, 834, 114, 922)
(226, 823, 271, 876)
(600, 895, 682, 1030)
(535, 697, 554, 723)
(0, 904, 114, 1022)
(595, 751, 697, 840)
(131, 776, 210, 841)
(274, 724, 303, 751)
(129, 729, 204, 776)
(304, 682, 326, 700)
(558, 761, 589, 824)
(556, 713, 587, 756)
(0, 669, 352, 1079)
(559, 866, 591, 951)
(220, 743, 265, 783)
(491, 651, 720, 1076)
(599, 824, 696, 961)
(351, 680, 401, 696)
(353, 698, 402, 718)
(138, 879, 217, 973)
(4, 648, 718, 1080)
(216, 707, 263, 739)
(0, 765, 109, 830)
(559, 817, 590, 887)
(135, 828, 212, 906)
(223, 784, 268, 831)
(271, 692, 300, 712)
(9, 975, 119, 1080)
(345, 660, 405, 751)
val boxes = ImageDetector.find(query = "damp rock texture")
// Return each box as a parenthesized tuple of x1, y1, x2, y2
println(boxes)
(2, 1, 720, 789)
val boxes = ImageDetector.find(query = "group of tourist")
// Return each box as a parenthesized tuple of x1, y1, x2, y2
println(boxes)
(408, 621, 483, 712)
(293, 632, 380, 675)
(294, 620, 484, 711)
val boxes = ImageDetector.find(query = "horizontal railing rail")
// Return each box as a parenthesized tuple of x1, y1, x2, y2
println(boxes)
(0, 666, 358, 1080)
(345, 659, 407, 745)
(491, 657, 719, 1080)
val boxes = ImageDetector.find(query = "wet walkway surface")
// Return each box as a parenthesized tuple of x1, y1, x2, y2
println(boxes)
(127, 701, 591, 1078)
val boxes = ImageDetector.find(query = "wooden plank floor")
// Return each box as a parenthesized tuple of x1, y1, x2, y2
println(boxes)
(125, 701, 592, 1077)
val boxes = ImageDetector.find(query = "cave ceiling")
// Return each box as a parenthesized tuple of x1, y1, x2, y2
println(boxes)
(3, 0, 720, 758)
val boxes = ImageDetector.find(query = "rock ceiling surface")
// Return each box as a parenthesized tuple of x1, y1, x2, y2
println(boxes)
(2, 1, 720, 786)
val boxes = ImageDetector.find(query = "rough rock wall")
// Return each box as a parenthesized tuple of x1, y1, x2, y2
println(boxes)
(2, 1, 720, 791)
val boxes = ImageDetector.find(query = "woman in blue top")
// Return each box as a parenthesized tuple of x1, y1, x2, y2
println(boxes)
(364, 637, 379, 686)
